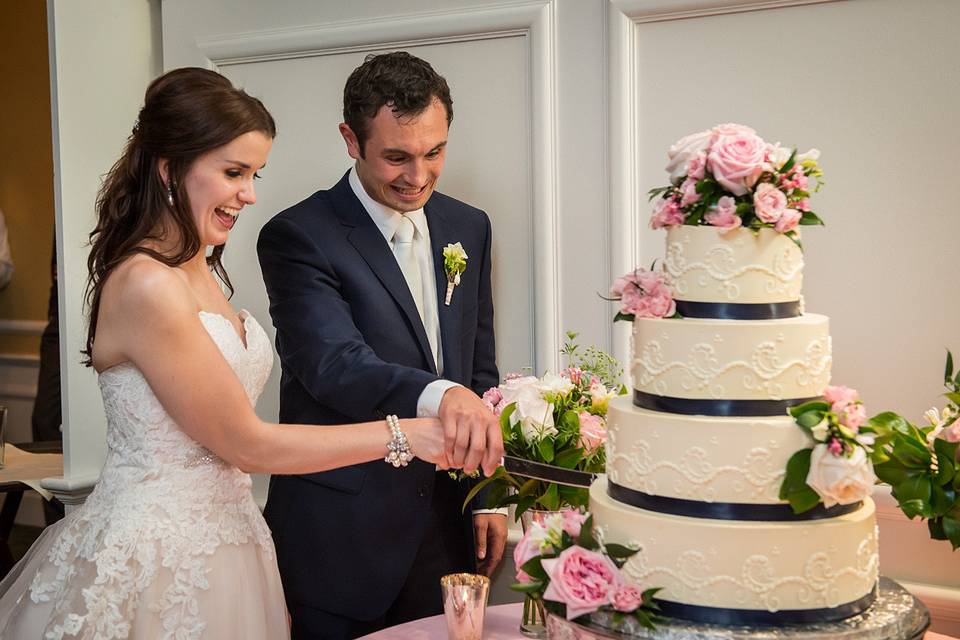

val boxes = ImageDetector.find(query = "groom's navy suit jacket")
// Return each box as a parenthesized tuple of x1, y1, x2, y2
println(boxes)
(257, 171, 498, 620)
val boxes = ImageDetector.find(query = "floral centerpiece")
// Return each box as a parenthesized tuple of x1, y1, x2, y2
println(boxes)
(649, 123, 824, 246)
(511, 508, 660, 630)
(464, 333, 625, 519)
(779, 385, 878, 513)
(867, 352, 960, 548)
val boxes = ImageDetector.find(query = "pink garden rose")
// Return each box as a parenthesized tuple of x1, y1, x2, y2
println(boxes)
(650, 196, 684, 229)
(577, 412, 607, 455)
(665, 129, 712, 184)
(753, 182, 787, 224)
(618, 271, 675, 319)
(707, 125, 766, 196)
(774, 208, 802, 233)
(686, 152, 707, 180)
(513, 528, 542, 583)
(840, 402, 867, 432)
(482, 386, 504, 414)
(704, 195, 741, 231)
(612, 585, 644, 613)
(561, 509, 589, 538)
(542, 546, 623, 620)
(824, 385, 860, 414)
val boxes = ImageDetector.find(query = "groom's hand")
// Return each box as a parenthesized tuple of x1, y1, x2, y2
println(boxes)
(474, 513, 508, 577)
(438, 387, 503, 476)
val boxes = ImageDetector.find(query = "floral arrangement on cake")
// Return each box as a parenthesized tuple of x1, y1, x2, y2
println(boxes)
(464, 333, 626, 518)
(648, 123, 824, 245)
(512, 508, 660, 628)
(780, 385, 879, 514)
(868, 352, 960, 548)
(607, 266, 677, 323)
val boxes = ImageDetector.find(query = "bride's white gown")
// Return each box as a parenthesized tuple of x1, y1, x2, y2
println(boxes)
(0, 311, 289, 639)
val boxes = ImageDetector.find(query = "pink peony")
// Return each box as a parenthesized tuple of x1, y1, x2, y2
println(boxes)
(841, 403, 866, 432)
(650, 196, 684, 229)
(824, 386, 860, 414)
(577, 412, 607, 455)
(774, 208, 802, 233)
(665, 129, 712, 184)
(680, 177, 701, 207)
(753, 182, 787, 224)
(612, 585, 644, 613)
(513, 528, 542, 584)
(704, 195, 742, 231)
(686, 152, 707, 180)
(541, 546, 623, 620)
(707, 125, 766, 196)
(561, 509, 589, 538)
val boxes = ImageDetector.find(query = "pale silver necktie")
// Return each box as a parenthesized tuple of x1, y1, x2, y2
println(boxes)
(392, 215, 425, 324)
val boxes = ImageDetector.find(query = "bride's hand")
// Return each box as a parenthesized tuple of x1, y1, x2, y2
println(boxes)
(403, 418, 450, 468)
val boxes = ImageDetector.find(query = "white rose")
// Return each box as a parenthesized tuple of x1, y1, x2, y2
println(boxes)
(665, 129, 713, 184)
(499, 376, 541, 406)
(509, 383, 556, 442)
(805, 444, 876, 507)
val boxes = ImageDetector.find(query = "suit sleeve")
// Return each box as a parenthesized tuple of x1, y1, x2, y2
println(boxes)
(258, 215, 438, 421)
(470, 211, 499, 395)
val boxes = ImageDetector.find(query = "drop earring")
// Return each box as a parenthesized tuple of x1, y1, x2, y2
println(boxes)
(166, 184, 174, 207)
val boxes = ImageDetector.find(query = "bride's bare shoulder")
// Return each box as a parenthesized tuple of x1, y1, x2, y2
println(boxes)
(102, 254, 195, 320)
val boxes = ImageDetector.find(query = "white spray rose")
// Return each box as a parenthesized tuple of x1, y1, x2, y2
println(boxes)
(806, 444, 876, 507)
(501, 376, 556, 441)
(665, 129, 712, 184)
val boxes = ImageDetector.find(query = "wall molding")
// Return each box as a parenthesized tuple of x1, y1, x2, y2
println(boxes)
(0, 319, 46, 337)
(190, 0, 562, 372)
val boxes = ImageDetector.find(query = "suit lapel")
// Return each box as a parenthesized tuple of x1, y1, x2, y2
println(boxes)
(330, 174, 436, 374)
(425, 201, 464, 384)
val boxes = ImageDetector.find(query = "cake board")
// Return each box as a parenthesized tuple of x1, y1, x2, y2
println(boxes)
(546, 578, 929, 640)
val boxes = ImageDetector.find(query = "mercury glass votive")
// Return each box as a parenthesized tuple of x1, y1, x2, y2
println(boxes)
(440, 573, 490, 640)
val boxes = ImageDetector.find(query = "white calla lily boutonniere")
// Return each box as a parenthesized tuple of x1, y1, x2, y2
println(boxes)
(442, 242, 468, 306)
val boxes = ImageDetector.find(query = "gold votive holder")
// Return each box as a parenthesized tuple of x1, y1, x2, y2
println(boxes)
(440, 572, 490, 640)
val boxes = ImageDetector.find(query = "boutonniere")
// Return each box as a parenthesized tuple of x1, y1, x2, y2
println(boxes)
(442, 242, 468, 306)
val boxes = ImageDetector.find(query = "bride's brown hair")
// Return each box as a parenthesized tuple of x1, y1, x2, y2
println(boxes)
(83, 67, 276, 365)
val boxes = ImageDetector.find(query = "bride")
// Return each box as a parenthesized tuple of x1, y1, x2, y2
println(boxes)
(0, 67, 502, 639)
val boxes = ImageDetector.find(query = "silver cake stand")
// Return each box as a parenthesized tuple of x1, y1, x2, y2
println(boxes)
(546, 578, 929, 640)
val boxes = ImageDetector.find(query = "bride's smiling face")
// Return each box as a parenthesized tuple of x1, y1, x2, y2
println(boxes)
(180, 130, 272, 247)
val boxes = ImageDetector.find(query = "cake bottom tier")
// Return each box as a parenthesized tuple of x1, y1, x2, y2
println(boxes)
(590, 477, 879, 624)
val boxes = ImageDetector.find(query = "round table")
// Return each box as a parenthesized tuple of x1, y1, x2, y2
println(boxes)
(358, 602, 956, 639)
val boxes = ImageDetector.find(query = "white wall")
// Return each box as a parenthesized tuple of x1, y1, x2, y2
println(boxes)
(46, 0, 162, 490)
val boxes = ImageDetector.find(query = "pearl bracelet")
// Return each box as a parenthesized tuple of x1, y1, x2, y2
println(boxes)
(384, 414, 414, 468)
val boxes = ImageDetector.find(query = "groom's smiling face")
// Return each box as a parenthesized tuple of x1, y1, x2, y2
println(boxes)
(340, 97, 448, 213)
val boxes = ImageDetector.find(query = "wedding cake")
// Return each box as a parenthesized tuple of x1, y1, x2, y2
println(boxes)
(590, 128, 879, 625)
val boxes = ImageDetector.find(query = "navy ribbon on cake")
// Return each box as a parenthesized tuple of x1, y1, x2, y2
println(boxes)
(675, 299, 801, 320)
(652, 585, 877, 626)
(607, 481, 862, 521)
(634, 390, 819, 417)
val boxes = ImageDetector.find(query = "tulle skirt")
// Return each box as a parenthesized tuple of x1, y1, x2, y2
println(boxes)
(0, 512, 290, 639)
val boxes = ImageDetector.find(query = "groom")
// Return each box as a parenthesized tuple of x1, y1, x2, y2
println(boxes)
(258, 52, 507, 639)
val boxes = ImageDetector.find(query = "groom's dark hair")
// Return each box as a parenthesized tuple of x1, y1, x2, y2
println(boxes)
(342, 51, 453, 157)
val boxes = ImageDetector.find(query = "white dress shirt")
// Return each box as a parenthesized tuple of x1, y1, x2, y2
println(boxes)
(348, 168, 459, 418)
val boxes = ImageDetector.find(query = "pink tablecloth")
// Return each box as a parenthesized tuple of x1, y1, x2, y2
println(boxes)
(358, 602, 523, 639)
(359, 603, 956, 639)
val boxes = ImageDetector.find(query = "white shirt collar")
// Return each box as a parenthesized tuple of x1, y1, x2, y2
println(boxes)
(348, 167, 428, 242)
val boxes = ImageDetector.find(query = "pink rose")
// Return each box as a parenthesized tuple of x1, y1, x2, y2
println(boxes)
(797, 198, 811, 212)
(513, 528, 542, 584)
(612, 585, 644, 613)
(704, 195, 741, 231)
(824, 386, 860, 413)
(941, 421, 960, 443)
(753, 183, 787, 224)
(841, 403, 866, 432)
(482, 387, 503, 413)
(650, 196, 684, 229)
(707, 126, 766, 196)
(680, 177, 700, 207)
(774, 208, 802, 233)
(561, 508, 589, 538)
(665, 129, 712, 184)
(686, 152, 707, 180)
(542, 546, 623, 620)
(577, 412, 607, 455)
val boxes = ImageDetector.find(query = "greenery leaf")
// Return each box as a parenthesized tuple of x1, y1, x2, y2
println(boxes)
(780, 149, 798, 174)
(519, 556, 548, 582)
(795, 409, 826, 430)
(779, 449, 822, 514)
(946, 351, 955, 386)
(554, 447, 583, 469)
(538, 438, 555, 463)
(604, 543, 639, 559)
(789, 400, 829, 419)
(799, 211, 824, 226)
(942, 515, 960, 550)
(865, 411, 911, 436)
(613, 311, 635, 323)
(510, 581, 545, 593)
(898, 498, 928, 520)
(538, 482, 560, 511)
